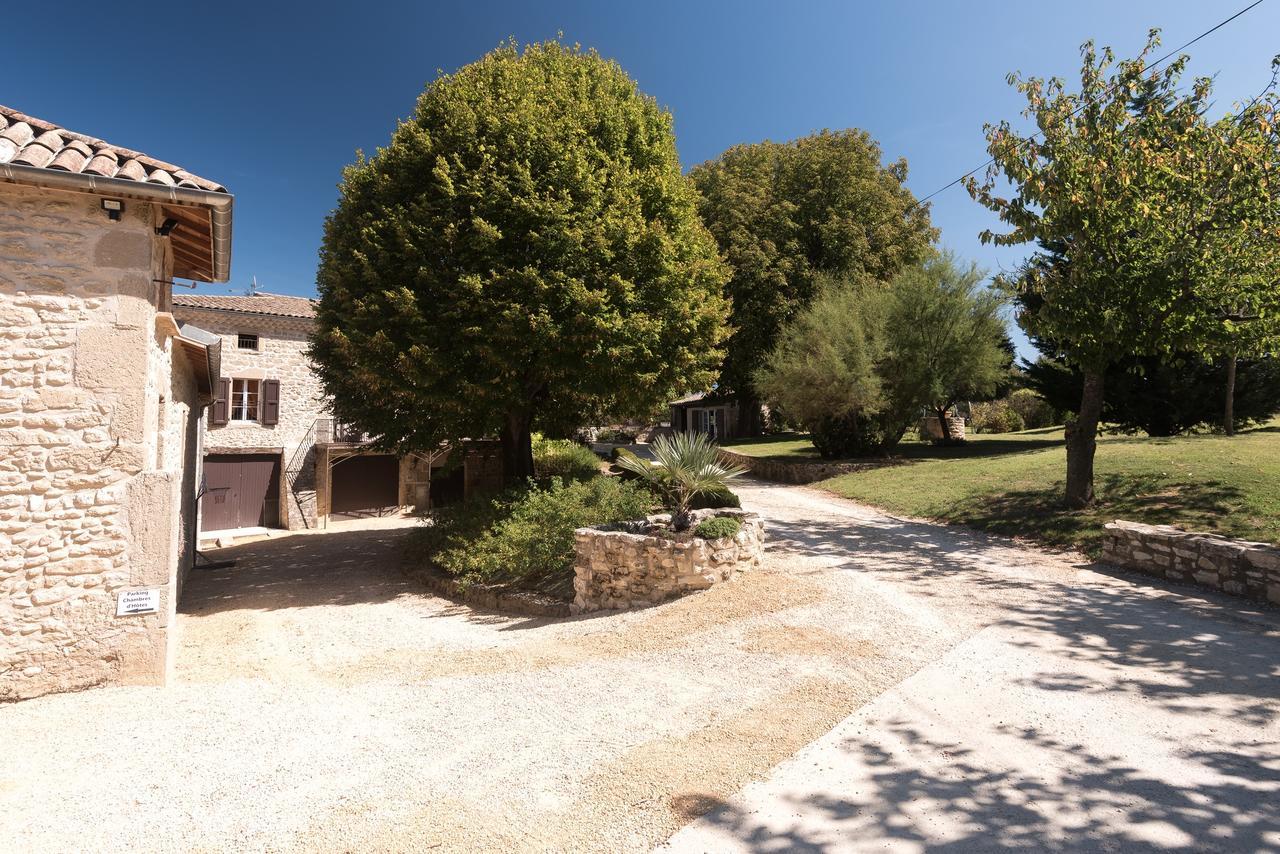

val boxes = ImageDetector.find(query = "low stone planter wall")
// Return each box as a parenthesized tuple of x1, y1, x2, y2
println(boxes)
(572, 509, 765, 614)
(719, 448, 894, 485)
(1102, 520, 1280, 604)
(406, 565, 572, 618)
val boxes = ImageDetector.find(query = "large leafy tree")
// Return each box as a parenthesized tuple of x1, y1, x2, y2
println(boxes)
(881, 251, 1010, 444)
(690, 131, 936, 435)
(312, 41, 730, 481)
(968, 33, 1280, 507)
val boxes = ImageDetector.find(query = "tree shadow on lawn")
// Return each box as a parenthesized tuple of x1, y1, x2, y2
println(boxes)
(938, 472, 1250, 555)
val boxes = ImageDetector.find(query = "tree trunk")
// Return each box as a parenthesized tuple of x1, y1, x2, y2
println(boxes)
(935, 406, 952, 444)
(1224, 352, 1237, 437)
(736, 391, 762, 438)
(1064, 368, 1105, 509)
(500, 410, 534, 485)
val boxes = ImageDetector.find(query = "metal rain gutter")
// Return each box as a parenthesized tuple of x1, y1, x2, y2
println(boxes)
(176, 322, 223, 400)
(0, 161, 234, 282)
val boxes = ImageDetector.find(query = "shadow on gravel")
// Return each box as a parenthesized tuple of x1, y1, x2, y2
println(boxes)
(675, 718, 1280, 852)
(698, 481, 1280, 850)
(180, 527, 421, 615)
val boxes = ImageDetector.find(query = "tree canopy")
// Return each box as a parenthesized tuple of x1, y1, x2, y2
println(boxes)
(754, 252, 1009, 458)
(1024, 352, 1280, 437)
(690, 130, 936, 434)
(311, 40, 730, 480)
(967, 32, 1280, 507)
(881, 251, 1010, 443)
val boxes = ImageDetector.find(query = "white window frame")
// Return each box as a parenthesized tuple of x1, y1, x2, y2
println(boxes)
(230, 378, 261, 422)
(236, 332, 260, 352)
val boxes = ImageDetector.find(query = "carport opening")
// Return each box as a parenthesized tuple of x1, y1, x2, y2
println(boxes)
(331, 453, 401, 519)
(430, 463, 465, 508)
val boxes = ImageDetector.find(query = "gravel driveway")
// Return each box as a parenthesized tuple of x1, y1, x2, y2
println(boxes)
(2, 481, 1277, 852)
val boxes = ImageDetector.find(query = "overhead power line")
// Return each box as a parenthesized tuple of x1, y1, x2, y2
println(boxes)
(910, 0, 1269, 211)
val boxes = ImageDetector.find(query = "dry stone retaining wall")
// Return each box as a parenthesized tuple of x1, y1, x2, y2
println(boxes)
(718, 448, 893, 485)
(572, 509, 764, 613)
(1102, 520, 1280, 605)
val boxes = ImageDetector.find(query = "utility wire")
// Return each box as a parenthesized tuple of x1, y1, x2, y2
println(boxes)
(909, 0, 1269, 211)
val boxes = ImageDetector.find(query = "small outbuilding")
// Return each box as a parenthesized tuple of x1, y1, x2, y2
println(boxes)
(668, 391, 744, 441)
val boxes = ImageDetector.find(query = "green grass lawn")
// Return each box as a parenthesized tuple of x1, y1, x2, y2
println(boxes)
(737, 423, 1280, 555)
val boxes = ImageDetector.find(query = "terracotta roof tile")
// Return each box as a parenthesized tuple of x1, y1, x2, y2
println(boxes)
(48, 146, 88, 172)
(171, 292, 316, 319)
(0, 104, 227, 193)
(115, 158, 147, 182)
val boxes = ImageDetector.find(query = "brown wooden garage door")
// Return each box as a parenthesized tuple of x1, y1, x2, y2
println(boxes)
(331, 454, 400, 516)
(201, 454, 281, 531)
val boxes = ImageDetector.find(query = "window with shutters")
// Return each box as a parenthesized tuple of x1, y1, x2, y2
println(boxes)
(230, 379, 260, 422)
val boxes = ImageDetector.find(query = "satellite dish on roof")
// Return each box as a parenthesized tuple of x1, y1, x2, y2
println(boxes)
(247, 275, 260, 297)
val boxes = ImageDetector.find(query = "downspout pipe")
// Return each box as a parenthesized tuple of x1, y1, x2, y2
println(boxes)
(0, 161, 234, 282)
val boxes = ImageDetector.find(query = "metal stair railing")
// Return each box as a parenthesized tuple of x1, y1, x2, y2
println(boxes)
(284, 417, 325, 529)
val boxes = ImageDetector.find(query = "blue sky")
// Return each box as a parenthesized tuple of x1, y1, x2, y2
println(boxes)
(5, 0, 1278, 361)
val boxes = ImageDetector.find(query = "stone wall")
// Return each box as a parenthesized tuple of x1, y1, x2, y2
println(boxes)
(919, 415, 967, 442)
(719, 448, 895, 485)
(572, 509, 765, 613)
(0, 183, 202, 701)
(1102, 521, 1280, 604)
(171, 305, 326, 529)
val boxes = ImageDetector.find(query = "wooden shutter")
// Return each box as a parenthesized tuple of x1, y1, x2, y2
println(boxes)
(261, 379, 281, 426)
(211, 378, 230, 426)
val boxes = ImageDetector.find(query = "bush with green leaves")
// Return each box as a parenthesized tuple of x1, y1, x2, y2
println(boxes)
(532, 436, 601, 484)
(1006, 388, 1061, 430)
(812, 412, 906, 458)
(969, 401, 1026, 434)
(410, 477, 653, 597)
(694, 516, 741, 540)
(594, 427, 637, 444)
(688, 487, 741, 510)
(753, 252, 1012, 458)
(615, 432, 746, 529)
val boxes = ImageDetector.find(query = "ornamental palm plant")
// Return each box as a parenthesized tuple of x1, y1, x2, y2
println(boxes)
(615, 432, 747, 530)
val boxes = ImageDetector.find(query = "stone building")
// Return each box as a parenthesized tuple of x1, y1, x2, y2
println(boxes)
(170, 292, 504, 535)
(0, 105, 231, 700)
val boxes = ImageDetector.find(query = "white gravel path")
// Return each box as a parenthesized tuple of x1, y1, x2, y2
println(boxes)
(2, 480, 1275, 852)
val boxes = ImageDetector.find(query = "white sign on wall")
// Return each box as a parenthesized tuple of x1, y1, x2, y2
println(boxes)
(116, 588, 161, 617)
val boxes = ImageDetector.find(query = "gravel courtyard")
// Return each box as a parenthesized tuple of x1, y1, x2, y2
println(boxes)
(2, 479, 1277, 852)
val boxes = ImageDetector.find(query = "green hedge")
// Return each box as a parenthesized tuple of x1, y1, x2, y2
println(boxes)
(533, 436, 603, 484)
(409, 477, 653, 597)
(688, 487, 741, 510)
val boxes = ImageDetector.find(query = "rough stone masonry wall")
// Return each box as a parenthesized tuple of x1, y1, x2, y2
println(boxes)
(171, 305, 327, 529)
(0, 183, 196, 701)
(1103, 520, 1280, 605)
(719, 448, 895, 485)
(572, 509, 765, 614)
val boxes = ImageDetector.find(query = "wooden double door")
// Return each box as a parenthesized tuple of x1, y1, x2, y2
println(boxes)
(201, 453, 281, 531)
